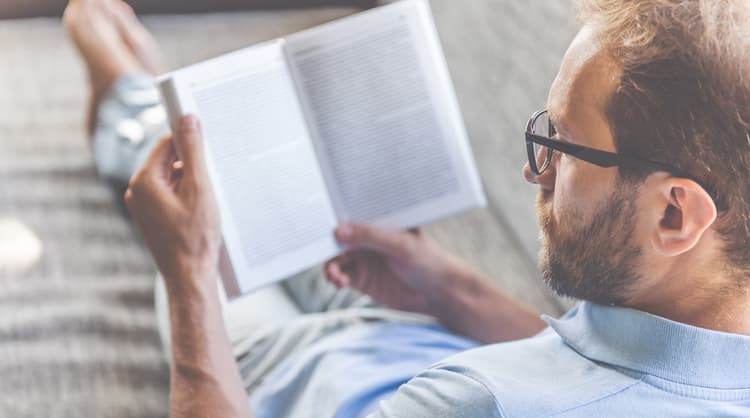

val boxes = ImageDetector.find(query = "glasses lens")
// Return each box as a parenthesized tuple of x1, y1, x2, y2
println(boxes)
(533, 141, 551, 173)
(532, 111, 551, 137)
(531, 111, 553, 173)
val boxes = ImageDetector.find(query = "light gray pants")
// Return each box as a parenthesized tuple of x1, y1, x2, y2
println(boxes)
(94, 72, 434, 394)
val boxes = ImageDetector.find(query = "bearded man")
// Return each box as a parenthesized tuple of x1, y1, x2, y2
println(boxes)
(65, 0, 750, 416)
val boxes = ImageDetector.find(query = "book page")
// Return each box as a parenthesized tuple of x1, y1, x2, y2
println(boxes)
(162, 41, 340, 294)
(286, 0, 486, 228)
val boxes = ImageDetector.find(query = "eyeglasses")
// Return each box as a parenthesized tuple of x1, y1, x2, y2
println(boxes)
(525, 109, 690, 177)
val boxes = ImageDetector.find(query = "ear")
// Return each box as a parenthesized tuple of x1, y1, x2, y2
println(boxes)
(651, 178, 717, 256)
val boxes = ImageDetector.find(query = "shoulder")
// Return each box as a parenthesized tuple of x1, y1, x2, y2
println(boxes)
(367, 361, 506, 418)
(369, 328, 642, 418)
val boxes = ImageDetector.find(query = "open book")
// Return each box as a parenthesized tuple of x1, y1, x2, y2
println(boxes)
(158, 0, 486, 298)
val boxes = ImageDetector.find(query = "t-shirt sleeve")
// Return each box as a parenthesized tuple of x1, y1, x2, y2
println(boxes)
(366, 366, 506, 418)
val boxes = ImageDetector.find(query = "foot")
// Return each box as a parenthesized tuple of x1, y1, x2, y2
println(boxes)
(63, 0, 162, 137)
(109, 1, 163, 75)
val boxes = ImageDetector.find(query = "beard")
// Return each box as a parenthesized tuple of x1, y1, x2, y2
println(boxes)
(537, 184, 642, 306)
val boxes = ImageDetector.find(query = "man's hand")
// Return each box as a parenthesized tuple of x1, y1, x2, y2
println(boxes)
(327, 224, 546, 343)
(125, 115, 221, 291)
(326, 224, 475, 314)
(125, 115, 251, 418)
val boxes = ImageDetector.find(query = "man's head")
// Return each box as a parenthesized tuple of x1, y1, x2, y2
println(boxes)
(524, 0, 750, 309)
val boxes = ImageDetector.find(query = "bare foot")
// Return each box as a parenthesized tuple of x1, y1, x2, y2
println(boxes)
(109, 1, 163, 75)
(64, 0, 162, 137)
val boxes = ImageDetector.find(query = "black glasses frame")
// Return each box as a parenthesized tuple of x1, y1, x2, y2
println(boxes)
(525, 109, 691, 178)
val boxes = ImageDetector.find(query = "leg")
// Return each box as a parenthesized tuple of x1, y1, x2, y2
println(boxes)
(64, 0, 161, 137)
(66, 0, 375, 311)
(64, 0, 167, 184)
(65, 0, 303, 359)
(282, 266, 377, 313)
(155, 274, 302, 364)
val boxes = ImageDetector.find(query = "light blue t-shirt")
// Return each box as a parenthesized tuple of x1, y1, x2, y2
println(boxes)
(254, 302, 750, 417)
(251, 322, 478, 417)
(373, 302, 750, 417)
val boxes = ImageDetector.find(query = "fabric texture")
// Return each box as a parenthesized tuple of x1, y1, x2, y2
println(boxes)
(251, 322, 478, 418)
(368, 302, 750, 417)
(93, 72, 168, 184)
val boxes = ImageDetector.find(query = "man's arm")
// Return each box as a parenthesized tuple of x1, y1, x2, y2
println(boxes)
(326, 224, 546, 344)
(167, 269, 250, 418)
(125, 115, 252, 418)
(423, 264, 547, 344)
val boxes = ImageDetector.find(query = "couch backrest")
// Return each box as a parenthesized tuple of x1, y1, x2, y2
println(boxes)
(0, 0, 376, 19)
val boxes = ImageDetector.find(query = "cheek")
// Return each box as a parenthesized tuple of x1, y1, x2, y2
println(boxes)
(552, 158, 606, 223)
(551, 159, 577, 222)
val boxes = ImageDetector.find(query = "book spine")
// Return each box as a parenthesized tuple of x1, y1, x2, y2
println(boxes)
(157, 76, 184, 133)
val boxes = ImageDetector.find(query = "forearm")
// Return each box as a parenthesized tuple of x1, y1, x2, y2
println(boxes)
(426, 267, 546, 344)
(166, 268, 252, 418)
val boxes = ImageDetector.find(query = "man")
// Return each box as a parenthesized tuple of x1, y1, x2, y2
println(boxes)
(65, 0, 750, 416)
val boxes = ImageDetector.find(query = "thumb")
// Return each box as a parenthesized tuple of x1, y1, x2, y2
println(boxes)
(173, 114, 208, 180)
(335, 223, 413, 255)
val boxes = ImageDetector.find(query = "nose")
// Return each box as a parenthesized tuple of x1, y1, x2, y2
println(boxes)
(522, 161, 556, 192)
(522, 162, 537, 184)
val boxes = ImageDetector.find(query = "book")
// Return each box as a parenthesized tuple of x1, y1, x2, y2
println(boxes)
(158, 0, 486, 298)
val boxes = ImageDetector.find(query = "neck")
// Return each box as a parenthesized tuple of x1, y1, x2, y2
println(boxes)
(627, 268, 750, 335)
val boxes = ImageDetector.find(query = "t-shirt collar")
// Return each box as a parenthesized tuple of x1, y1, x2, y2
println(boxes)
(543, 302, 750, 389)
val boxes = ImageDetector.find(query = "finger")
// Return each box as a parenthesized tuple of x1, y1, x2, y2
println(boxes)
(334, 223, 413, 255)
(334, 251, 357, 274)
(173, 114, 209, 181)
(144, 134, 178, 179)
(324, 260, 351, 288)
(127, 135, 177, 199)
(169, 166, 184, 187)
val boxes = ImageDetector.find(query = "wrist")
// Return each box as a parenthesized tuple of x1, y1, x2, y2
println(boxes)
(163, 259, 219, 297)
(426, 265, 546, 343)
(423, 262, 486, 315)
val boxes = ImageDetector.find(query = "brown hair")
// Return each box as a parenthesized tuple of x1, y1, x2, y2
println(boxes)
(576, 0, 750, 277)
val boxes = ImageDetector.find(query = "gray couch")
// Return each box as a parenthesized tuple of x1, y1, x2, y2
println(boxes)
(0, 2, 576, 416)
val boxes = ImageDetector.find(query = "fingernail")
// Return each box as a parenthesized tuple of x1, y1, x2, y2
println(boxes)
(180, 115, 198, 131)
(336, 224, 353, 241)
